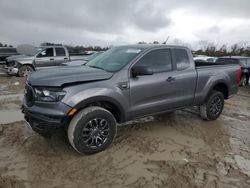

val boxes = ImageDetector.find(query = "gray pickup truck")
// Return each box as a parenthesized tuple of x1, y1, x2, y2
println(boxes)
(5, 46, 85, 76)
(22, 44, 240, 154)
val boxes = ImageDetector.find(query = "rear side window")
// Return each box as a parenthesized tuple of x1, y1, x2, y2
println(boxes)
(172, 49, 190, 70)
(55, 48, 66, 56)
(136, 49, 172, 73)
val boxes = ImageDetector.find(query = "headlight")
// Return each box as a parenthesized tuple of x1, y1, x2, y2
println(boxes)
(8, 61, 18, 67)
(34, 88, 66, 102)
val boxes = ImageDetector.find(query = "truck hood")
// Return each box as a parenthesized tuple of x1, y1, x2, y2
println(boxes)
(27, 66, 113, 87)
(7, 54, 33, 61)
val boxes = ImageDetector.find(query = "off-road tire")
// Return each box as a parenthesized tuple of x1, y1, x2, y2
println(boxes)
(199, 90, 224, 121)
(18, 65, 33, 77)
(68, 106, 117, 154)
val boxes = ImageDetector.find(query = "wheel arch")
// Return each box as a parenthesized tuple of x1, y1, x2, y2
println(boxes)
(18, 63, 35, 71)
(208, 82, 229, 99)
(74, 96, 126, 123)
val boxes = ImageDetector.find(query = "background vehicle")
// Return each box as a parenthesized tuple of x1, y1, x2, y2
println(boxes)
(62, 51, 103, 67)
(22, 44, 240, 154)
(0, 47, 19, 64)
(5, 46, 87, 76)
(194, 55, 217, 63)
(216, 56, 250, 86)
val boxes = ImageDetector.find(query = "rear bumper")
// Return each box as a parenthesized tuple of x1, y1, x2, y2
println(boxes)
(22, 98, 72, 135)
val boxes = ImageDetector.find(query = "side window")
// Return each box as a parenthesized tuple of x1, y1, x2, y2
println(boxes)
(135, 49, 172, 73)
(37, 48, 54, 57)
(8, 48, 17, 53)
(172, 49, 190, 70)
(55, 48, 66, 56)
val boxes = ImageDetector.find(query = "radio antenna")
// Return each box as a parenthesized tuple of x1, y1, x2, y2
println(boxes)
(163, 36, 170, 44)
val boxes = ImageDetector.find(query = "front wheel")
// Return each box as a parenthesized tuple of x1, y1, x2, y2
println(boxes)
(18, 65, 34, 77)
(199, 90, 224, 121)
(68, 106, 117, 154)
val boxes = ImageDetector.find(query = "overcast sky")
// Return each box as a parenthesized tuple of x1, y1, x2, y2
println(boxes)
(0, 0, 250, 49)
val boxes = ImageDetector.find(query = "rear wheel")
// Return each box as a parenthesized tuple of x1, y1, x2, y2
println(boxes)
(18, 65, 33, 77)
(240, 75, 248, 86)
(68, 106, 117, 154)
(199, 90, 224, 121)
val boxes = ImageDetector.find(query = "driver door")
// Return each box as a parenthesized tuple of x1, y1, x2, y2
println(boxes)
(129, 48, 176, 118)
(35, 47, 55, 67)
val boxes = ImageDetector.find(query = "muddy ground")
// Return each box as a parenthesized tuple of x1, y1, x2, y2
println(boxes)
(0, 73, 249, 188)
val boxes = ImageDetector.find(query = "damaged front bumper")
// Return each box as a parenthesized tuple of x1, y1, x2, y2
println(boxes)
(21, 97, 72, 136)
(4, 65, 19, 75)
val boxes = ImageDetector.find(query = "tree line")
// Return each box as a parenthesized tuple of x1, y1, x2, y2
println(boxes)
(137, 40, 250, 57)
(194, 43, 250, 57)
(2, 41, 250, 57)
(41, 42, 109, 54)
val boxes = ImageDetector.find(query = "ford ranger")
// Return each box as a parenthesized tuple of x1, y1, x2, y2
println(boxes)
(22, 44, 240, 154)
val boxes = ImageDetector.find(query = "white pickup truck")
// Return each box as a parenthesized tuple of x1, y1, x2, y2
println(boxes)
(5, 46, 86, 76)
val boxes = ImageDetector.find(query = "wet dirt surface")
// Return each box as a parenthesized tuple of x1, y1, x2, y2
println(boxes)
(0, 74, 249, 188)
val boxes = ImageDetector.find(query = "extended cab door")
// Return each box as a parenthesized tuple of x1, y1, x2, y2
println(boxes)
(54, 47, 69, 66)
(169, 48, 197, 107)
(129, 48, 197, 118)
(34, 47, 55, 67)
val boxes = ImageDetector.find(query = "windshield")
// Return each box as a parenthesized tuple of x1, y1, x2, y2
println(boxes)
(86, 46, 142, 72)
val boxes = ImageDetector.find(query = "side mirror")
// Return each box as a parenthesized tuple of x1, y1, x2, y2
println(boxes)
(36, 51, 46, 58)
(132, 65, 153, 77)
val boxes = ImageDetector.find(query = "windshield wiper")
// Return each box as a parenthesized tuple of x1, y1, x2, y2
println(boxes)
(88, 65, 105, 70)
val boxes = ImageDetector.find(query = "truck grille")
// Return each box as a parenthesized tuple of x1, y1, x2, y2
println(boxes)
(25, 84, 35, 107)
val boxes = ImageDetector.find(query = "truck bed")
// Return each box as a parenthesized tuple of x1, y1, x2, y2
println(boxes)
(194, 62, 239, 104)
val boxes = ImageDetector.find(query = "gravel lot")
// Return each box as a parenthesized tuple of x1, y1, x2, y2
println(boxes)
(0, 73, 249, 188)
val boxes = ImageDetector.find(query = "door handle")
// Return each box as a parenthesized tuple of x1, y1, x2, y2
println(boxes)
(50, 58, 54, 60)
(64, 57, 68, 60)
(166, 77, 175, 82)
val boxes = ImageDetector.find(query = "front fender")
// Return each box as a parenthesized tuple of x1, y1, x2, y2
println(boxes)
(15, 60, 35, 70)
(62, 87, 129, 121)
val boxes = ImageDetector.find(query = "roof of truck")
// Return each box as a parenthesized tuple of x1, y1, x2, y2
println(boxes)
(119, 44, 189, 50)
(40, 45, 65, 48)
